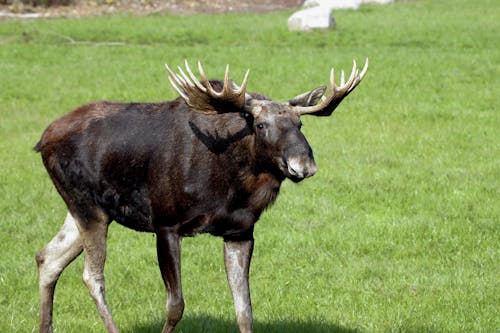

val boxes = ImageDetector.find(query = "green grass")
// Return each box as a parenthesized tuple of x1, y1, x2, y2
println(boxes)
(1, 0, 499, 332)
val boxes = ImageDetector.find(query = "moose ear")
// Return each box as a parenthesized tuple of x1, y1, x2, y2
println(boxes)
(288, 86, 327, 107)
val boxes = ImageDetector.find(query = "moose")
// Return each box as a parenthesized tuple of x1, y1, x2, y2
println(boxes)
(35, 59, 368, 333)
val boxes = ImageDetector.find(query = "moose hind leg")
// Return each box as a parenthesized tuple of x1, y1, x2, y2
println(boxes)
(156, 228, 184, 333)
(67, 210, 118, 333)
(77, 211, 119, 333)
(224, 239, 254, 333)
(36, 212, 84, 333)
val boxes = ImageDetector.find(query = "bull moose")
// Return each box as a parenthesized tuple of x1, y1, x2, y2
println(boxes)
(35, 59, 368, 333)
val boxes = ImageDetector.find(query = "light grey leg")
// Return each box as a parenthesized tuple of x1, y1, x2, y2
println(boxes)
(36, 212, 84, 333)
(224, 239, 254, 333)
(77, 211, 119, 333)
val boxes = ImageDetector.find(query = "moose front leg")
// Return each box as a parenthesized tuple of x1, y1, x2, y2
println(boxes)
(224, 239, 254, 333)
(156, 228, 184, 333)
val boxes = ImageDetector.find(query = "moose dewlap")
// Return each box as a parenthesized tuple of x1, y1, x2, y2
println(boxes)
(35, 59, 368, 333)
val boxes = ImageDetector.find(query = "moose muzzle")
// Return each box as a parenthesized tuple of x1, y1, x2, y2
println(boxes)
(285, 155, 317, 181)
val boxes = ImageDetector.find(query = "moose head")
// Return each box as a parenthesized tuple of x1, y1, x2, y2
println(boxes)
(166, 59, 368, 182)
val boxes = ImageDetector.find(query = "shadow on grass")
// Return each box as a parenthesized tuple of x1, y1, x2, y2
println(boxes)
(128, 314, 359, 333)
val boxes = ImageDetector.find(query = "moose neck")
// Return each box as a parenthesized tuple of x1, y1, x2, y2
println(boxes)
(193, 110, 283, 214)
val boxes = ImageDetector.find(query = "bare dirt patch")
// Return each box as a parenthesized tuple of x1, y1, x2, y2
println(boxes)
(1, 0, 303, 19)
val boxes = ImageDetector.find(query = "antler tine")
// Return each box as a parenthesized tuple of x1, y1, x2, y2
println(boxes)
(222, 64, 231, 96)
(167, 76, 188, 100)
(238, 69, 250, 94)
(348, 59, 368, 90)
(196, 61, 224, 98)
(165, 64, 189, 100)
(165, 64, 182, 88)
(294, 58, 369, 116)
(184, 60, 206, 92)
(360, 58, 369, 80)
(177, 66, 194, 89)
(346, 59, 358, 89)
(197, 61, 212, 89)
(339, 60, 358, 92)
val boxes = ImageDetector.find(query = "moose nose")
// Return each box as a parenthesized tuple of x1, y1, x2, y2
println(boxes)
(287, 157, 317, 179)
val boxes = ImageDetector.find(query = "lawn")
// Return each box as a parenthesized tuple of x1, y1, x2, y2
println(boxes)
(0, 0, 499, 332)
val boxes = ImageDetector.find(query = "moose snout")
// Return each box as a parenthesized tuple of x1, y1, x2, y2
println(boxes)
(286, 156, 317, 180)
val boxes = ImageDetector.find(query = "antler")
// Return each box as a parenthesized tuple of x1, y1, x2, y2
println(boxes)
(165, 60, 250, 115)
(294, 59, 369, 116)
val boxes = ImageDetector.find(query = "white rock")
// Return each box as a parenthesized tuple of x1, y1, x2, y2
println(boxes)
(362, 0, 394, 4)
(288, 0, 394, 31)
(303, 0, 361, 10)
(302, 0, 394, 10)
(288, 5, 336, 31)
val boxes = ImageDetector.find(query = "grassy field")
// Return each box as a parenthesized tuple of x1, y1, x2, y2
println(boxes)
(1, 0, 499, 332)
